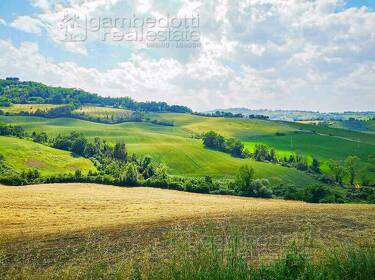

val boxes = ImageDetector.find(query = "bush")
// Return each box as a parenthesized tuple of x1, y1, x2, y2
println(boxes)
(304, 185, 344, 203)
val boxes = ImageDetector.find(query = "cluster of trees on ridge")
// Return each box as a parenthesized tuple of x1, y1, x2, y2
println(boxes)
(194, 110, 270, 120)
(0, 78, 191, 113)
(202, 131, 249, 158)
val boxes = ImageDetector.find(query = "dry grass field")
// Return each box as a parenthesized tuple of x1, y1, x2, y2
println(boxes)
(1, 183, 375, 241)
(1, 183, 375, 279)
(0, 104, 62, 113)
(73, 106, 133, 121)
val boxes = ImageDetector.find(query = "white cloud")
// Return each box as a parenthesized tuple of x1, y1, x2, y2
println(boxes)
(0, 17, 6, 26)
(1, 0, 374, 111)
(10, 16, 43, 34)
(31, 0, 51, 11)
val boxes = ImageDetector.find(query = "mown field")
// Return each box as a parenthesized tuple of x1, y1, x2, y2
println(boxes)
(73, 106, 133, 121)
(0, 136, 95, 175)
(1, 183, 374, 279)
(0, 104, 62, 113)
(0, 115, 319, 185)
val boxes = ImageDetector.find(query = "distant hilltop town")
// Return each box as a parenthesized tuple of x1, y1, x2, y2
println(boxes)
(5, 77, 19, 82)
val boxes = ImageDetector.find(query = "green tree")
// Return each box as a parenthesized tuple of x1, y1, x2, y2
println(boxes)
(328, 160, 346, 185)
(345, 156, 359, 185)
(203, 131, 225, 151)
(235, 165, 254, 193)
(71, 137, 87, 156)
(311, 158, 321, 173)
(121, 162, 139, 185)
(114, 142, 127, 161)
(155, 164, 168, 180)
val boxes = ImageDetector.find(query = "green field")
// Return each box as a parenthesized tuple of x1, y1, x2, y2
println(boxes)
(0, 115, 319, 185)
(0, 136, 95, 175)
(244, 133, 375, 161)
(1, 112, 374, 185)
(148, 113, 296, 139)
(330, 119, 375, 134)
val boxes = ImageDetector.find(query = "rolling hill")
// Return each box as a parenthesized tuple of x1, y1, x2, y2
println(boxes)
(0, 115, 319, 185)
(0, 136, 95, 176)
(1, 109, 374, 185)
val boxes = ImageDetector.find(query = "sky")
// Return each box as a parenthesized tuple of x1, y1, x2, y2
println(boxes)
(0, 0, 374, 112)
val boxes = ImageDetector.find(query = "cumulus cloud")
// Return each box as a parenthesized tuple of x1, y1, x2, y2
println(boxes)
(10, 16, 44, 34)
(1, 0, 375, 111)
(0, 17, 6, 26)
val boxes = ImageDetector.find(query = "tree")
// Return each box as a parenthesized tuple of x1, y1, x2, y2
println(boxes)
(345, 156, 359, 185)
(203, 131, 225, 151)
(71, 137, 87, 156)
(31, 131, 48, 144)
(328, 160, 346, 185)
(304, 185, 331, 203)
(225, 138, 245, 158)
(250, 179, 272, 198)
(235, 165, 254, 193)
(311, 158, 321, 173)
(84, 142, 98, 158)
(253, 144, 269, 161)
(122, 162, 139, 185)
(155, 164, 168, 179)
(269, 148, 276, 162)
(114, 142, 127, 161)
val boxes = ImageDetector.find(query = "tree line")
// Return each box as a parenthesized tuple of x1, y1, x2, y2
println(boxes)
(194, 111, 270, 120)
(0, 79, 191, 113)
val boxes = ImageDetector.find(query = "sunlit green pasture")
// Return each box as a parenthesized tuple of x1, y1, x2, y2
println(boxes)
(0, 116, 319, 185)
(0, 136, 95, 175)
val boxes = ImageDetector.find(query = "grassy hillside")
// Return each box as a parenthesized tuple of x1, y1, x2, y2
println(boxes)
(244, 133, 375, 161)
(0, 136, 95, 175)
(0, 116, 318, 185)
(330, 120, 375, 133)
(288, 121, 375, 145)
(148, 113, 296, 139)
(1, 113, 373, 185)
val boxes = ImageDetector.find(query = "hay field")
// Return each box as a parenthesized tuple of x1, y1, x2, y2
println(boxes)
(0, 104, 61, 113)
(1, 183, 375, 278)
(73, 106, 133, 121)
(1, 183, 374, 241)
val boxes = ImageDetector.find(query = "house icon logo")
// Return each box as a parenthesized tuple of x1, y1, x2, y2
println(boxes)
(58, 14, 87, 42)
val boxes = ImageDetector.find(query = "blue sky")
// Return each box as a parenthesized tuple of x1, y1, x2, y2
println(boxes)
(0, 0, 374, 112)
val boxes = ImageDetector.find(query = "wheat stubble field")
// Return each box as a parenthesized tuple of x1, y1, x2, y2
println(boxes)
(1, 183, 375, 242)
(1, 183, 375, 279)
